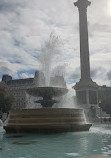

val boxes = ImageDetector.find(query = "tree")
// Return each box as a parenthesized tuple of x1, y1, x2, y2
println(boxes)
(0, 85, 14, 113)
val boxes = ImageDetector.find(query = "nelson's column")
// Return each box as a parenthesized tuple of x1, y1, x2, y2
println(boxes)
(73, 0, 100, 118)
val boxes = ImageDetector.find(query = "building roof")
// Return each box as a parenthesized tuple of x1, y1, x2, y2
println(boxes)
(7, 78, 34, 86)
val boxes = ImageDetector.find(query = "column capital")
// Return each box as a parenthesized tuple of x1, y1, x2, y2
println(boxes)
(74, 0, 91, 11)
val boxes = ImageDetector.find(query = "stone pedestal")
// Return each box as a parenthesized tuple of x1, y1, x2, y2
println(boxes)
(74, 79, 100, 121)
(4, 108, 92, 133)
(74, 79, 98, 105)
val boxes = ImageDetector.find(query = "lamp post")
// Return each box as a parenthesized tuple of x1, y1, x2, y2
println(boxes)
(99, 100, 102, 123)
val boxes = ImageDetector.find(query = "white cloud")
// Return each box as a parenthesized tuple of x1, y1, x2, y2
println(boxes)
(20, 72, 34, 79)
(0, 0, 111, 87)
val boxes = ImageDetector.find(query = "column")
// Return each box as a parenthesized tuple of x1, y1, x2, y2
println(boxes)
(74, 0, 91, 81)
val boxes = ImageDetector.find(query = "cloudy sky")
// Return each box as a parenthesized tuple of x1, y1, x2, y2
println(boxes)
(0, 0, 111, 87)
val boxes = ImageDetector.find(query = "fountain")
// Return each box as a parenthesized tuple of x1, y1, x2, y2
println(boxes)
(27, 86, 68, 107)
(4, 33, 92, 133)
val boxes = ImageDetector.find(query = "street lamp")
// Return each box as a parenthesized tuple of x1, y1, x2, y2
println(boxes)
(99, 100, 102, 123)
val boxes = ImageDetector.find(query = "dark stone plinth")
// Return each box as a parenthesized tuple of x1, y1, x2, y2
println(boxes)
(4, 123, 91, 133)
(4, 108, 92, 133)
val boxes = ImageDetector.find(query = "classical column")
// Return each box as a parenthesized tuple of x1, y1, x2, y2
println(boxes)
(73, 0, 99, 118)
(74, 0, 91, 81)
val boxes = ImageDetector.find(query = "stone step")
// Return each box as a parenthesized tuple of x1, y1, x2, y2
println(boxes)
(8, 117, 85, 124)
(11, 108, 84, 115)
(7, 122, 85, 126)
(9, 113, 84, 119)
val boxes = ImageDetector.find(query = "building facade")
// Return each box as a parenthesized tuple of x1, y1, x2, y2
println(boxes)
(1, 71, 66, 109)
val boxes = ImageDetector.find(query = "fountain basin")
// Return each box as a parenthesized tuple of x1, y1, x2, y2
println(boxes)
(4, 108, 92, 133)
(27, 87, 68, 97)
(26, 87, 68, 107)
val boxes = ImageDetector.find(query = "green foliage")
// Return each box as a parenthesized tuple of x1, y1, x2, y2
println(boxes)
(0, 86, 14, 113)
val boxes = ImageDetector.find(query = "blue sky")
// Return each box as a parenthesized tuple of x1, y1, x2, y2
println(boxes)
(0, 0, 111, 87)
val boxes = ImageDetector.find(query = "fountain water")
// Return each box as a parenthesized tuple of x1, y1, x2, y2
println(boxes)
(26, 33, 68, 108)
(40, 33, 59, 86)
(4, 33, 92, 133)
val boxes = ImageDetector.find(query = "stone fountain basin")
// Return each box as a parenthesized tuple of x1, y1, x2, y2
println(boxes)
(26, 87, 68, 98)
(4, 108, 92, 133)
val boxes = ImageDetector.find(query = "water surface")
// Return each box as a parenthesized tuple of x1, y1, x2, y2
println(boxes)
(0, 125, 111, 158)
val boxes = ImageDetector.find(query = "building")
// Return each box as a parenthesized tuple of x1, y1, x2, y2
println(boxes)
(1, 75, 34, 109)
(99, 85, 111, 117)
(1, 71, 66, 109)
(99, 85, 111, 95)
